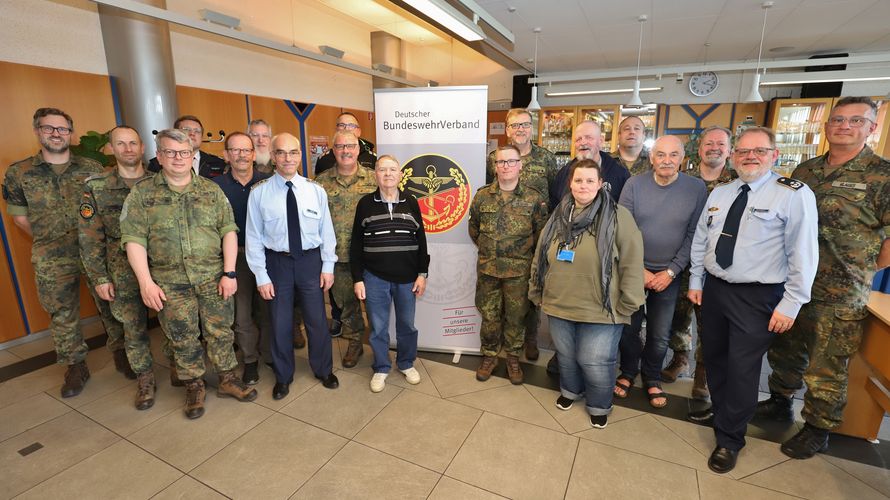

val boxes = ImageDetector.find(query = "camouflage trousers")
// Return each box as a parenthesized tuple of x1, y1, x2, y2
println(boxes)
(667, 271, 704, 363)
(34, 268, 89, 365)
(476, 273, 529, 357)
(88, 283, 125, 353)
(109, 283, 172, 374)
(156, 279, 237, 380)
(332, 262, 366, 342)
(766, 301, 864, 430)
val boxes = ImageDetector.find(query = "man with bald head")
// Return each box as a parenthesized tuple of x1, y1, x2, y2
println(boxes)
(612, 116, 651, 176)
(550, 120, 630, 208)
(246, 133, 339, 399)
(615, 135, 708, 408)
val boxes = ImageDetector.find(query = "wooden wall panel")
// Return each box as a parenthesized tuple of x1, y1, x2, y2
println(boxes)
(176, 86, 250, 158)
(247, 96, 302, 137)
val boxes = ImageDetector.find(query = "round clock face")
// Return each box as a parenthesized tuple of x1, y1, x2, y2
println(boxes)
(689, 71, 719, 97)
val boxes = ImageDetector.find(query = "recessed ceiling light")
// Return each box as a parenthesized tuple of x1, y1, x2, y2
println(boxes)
(769, 46, 795, 53)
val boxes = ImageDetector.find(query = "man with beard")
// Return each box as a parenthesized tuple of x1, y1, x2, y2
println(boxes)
(612, 116, 651, 176)
(147, 115, 226, 178)
(248, 119, 275, 174)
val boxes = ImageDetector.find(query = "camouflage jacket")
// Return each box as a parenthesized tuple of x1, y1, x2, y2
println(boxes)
(486, 142, 557, 197)
(315, 166, 378, 262)
(793, 146, 890, 318)
(612, 148, 650, 177)
(3, 152, 104, 268)
(120, 172, 238, 286)
(468, 182, 549, 278)
(685, 162, 737, 193)
(79, 168, 153, 287)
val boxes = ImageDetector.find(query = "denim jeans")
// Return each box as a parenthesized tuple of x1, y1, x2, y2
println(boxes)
(363, 271, 418, 374)
(549, 315, 623, 416)
(618, 277, 681, 386)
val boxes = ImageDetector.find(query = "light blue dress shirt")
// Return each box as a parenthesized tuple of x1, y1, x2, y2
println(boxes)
(245, 173, 337, 286)
(689, 170, 818, 318)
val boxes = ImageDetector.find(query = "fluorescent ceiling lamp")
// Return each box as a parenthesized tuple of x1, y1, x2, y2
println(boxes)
(546, 87, 662, 97)
(762, 76, 890, 85)
(402, 0, 484, 42)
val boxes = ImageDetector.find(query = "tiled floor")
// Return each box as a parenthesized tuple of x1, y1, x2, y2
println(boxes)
(2, 330, 890, 499)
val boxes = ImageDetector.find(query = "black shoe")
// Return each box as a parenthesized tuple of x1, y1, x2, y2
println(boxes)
(590, 414, 608, 429)
(687, 408, 714, 426)
(329, 319, 342, 338)
(708, 446, 738, 474)
(242, 362, 259, 385)
(546, 353, 559, 375)
(754, 394, 794, 422)
(319, 373, 339, 389)
(781, 423, 829, 459)
(272, 382, 290, 400)
(555, 396, 574, 411)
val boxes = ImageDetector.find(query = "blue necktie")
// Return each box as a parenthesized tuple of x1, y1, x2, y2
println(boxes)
(285, 181, 302, 255)
(715, 183, 750, 269)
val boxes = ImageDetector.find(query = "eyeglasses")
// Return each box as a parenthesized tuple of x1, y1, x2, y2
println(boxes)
(248, 132, 271, 139)
(826, 116, 874, 128)
(507, 122, 532, 130)
(336, 123, 359, 130)
(333, 144, 358, 151)
(733, 147, 775, 157)
(37, 125, 72, 136)
(159, 149, 193, 159)
(226, 148, 254, 155)
(495, 159, 521, 167)
(273, 150, 300, 158)
(179, 127, 202, 134)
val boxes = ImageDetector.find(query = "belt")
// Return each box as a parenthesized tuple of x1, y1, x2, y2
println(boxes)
(265, 247, 320, 257)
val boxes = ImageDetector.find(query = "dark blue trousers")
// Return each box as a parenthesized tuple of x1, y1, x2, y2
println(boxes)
(266, 248, 332, 384)
(701, 276, 784, 451)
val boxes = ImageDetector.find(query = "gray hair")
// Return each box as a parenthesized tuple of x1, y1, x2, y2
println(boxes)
(154, 128, 191, 152)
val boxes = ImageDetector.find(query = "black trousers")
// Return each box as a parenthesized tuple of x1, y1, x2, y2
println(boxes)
(266, 248, 332, 383)
(701, 276, 785, 451)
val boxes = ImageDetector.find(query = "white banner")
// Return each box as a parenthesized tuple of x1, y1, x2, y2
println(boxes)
(374, 86, 487, 355)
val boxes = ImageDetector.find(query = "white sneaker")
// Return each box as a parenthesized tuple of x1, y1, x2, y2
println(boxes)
(370, 372, 388, 393)
(400, 367, 421, 385)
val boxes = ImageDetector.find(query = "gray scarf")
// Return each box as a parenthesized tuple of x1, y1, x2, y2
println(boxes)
(532, 183, 618, 317)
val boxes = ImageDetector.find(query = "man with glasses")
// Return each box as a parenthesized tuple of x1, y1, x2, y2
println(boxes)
(3, 108, 106, 397)
(248, 119, 275, 174)
(214, 132, 272, 385)
(245, 133, 339, 400)
(471, 145, 549, 384)
(688, 126, 818, 473)
(148, 115, 226, 178)
(122, 129, 258, 419)
(313, 112, 376, 177)
(612, 116, 651, 176)
(758, 96, 890, 459)
(315, 131, 377, 368)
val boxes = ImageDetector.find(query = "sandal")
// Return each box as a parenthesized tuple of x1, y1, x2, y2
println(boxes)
(647, 385, 668, 409)
(613, 374, 633, 399)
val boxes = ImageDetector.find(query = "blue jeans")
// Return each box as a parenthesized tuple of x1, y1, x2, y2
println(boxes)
(363, 271, 418, 374)
(549, 316, 623, 416)
(618, 277, 681, 386)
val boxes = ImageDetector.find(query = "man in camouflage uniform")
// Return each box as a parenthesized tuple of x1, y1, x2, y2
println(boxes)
(471, 145, 549, 384)
(757, 96, 890, 458)
(3, 108, 115, 398)
(612, 116, 651, 176)
(662, 126, 737, 405)
(121, 128, 257, 419)
(485, 108, 557, 361)
(79, 126, 176, 410)
(315, 130, 377, 367)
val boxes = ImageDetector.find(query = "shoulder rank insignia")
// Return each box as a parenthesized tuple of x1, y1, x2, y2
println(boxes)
(250, 177, 270, 190)
(777, 177, 804, 190)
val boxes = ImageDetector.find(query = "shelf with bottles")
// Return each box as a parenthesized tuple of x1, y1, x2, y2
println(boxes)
(866, 98, 888, 153)
(540, 109, 575, 156)
(773, 101, 828, 172)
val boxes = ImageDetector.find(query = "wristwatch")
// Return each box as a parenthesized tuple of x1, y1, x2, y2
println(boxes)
(223, 271, 237, 279)
(665, 269, 676, 279)
(418, 273, 428, 278)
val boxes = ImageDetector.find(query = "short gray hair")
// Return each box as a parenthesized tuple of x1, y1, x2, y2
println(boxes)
(154, 128, 191, 152)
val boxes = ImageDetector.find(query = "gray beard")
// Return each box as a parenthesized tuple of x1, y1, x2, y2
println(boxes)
(255, 151, 271, 166)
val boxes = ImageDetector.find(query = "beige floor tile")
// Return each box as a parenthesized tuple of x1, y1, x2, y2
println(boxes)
(333, 338, 374, 374)
(575, 414, 709, 471)
(384, 357, 441, 397)
(16, 439, 181, 499)
(251, 360, 321, 411)
(653, 415, 791, 479)
(448, 384, 563, 432)
(423, 357, 511, 398)
(446, 412, 578, 500)
(147, 327, 172, 368)
(0, 393, 70, 443)
(294, 337, 344, 372)
(291, 441, 439, 499)
(822, 454, 890, 498)
(77, 365, 184, 437)
(192, 413, 346, 498)
(0, 349, 21, 368)
(0, 363, 66, 410)
(743, 454, 887, 500)
(128, 396, 273, 472)
(697, 471, 801, 500)
(7, 334, 55, 360)
(354, 390, 481, 472)
(280, 369, 401, 438)
(428, 476, 508, 499)
(153, 476, 227, 500)
(0, 411, 119, 498)
(565, 439, 699, 500)
(49, 358, 136, 409)
(524, 383, 644, 434)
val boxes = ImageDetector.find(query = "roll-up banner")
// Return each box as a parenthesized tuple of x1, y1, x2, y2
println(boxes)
(374, 86, 488, 355)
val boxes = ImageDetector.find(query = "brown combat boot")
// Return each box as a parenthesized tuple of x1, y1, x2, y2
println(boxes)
(218, 370, 258, 402)
(135, 371, 156, 410)
(524, 337, 539, 361)
(184, 379, 206, 419)
(61, 361, 90, 398)
(170, 369, 185, 387)
(506, 355, 524, 385)
(342, 341, 364, 368)
(112, 348, 137, 379)
(691, 363, 710, 401)
(661, 350, 689, 383)
(475, 356, 498, 382)
(293, 327, 306, 350)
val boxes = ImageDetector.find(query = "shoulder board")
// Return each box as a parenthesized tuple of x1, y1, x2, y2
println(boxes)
(716, 179, 734, 186)
(777, 177, 804, 190)
(85, 168, 115, 183)
(250, 177, 270, 190)
(133, 176, 153, 186)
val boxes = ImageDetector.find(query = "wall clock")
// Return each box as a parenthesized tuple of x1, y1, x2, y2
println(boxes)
(689, 71, 719, 97)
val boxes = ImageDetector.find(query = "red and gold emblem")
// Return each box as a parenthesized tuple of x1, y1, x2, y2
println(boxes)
(399, 154, 470, 234)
